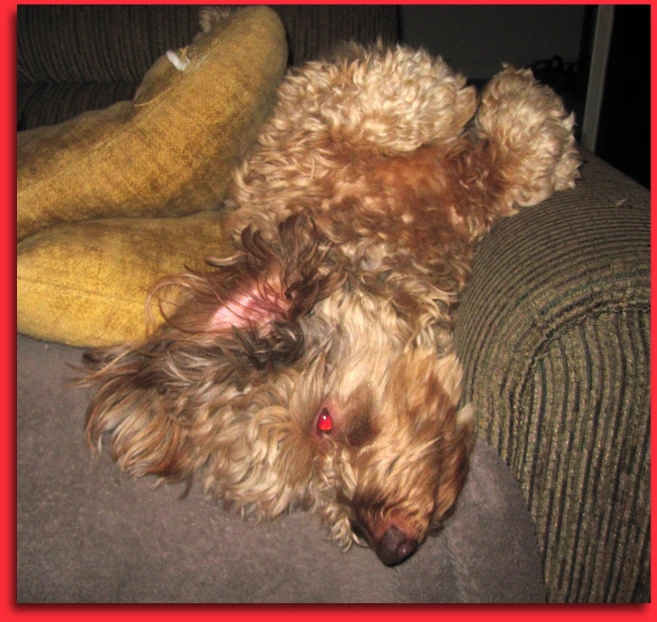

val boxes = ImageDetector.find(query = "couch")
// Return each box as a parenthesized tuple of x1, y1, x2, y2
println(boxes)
(16, 5, 650, 603)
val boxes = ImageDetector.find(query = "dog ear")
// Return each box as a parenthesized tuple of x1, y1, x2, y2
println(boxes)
(150, 213, 346, 369)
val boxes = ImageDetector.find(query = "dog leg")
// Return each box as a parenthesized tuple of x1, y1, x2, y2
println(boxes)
(474, 66, 580, 208)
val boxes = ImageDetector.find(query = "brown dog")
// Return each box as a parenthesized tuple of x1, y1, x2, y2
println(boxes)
(81, 34, 579, 566)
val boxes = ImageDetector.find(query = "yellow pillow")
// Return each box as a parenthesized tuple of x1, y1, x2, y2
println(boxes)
(17, 6, 287, 241)
(17, 212, 235, 347)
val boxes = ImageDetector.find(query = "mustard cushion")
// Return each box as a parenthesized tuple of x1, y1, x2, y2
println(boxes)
(17, 212, 236, 347)
(16, 6, 287, 241)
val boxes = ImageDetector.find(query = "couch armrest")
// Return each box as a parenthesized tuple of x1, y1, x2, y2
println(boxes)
(454, 149, 650, 603)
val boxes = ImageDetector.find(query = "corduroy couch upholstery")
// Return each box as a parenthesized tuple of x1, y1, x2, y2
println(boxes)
(16, 5, 650, 603)
(454, 150, 650, 602)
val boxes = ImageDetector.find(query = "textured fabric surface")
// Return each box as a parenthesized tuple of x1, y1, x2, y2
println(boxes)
(276, 4, 399, 67)
(17, 5, 202, 84)
(454, 150, 651, 602)
(17, 6, 288, 241)
(17, 211, 235, 347)
(18, 81, 139, 131)
(17, 4, 399, 130)
(17, 333, 545, 603)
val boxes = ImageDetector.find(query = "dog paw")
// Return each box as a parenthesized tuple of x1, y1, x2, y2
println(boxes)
(474, 65, 580, 206)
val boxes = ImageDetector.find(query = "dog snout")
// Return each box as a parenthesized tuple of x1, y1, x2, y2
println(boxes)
(351, 519, 419, 566)
(376, 525, 418, 566)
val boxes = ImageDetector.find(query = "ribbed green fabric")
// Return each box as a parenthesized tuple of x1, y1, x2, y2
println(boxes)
(17, 81, 137, 131)
(527, 313, 650, 602)
(454, 150, 650, 602)
(280, 4, 399, 65)
(17, 5, 400, 130)
(17, 5, 201, 83)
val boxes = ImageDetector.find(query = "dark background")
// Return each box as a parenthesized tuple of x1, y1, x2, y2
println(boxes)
(399, 5, 650, 190)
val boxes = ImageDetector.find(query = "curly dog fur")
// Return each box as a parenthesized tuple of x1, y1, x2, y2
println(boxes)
(81, 26, 579, 566)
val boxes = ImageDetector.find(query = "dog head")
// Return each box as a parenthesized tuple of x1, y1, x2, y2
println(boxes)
(83, 214, 474, 566)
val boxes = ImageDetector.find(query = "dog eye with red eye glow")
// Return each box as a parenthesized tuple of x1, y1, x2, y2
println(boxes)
(317, 407, 333, 433)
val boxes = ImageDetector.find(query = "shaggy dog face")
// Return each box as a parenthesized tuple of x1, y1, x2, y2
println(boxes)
(82, 34, 579, 566)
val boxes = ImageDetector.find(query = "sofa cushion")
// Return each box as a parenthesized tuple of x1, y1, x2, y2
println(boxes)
(17, 211, 234, 347)
(16, 6, 287, 241)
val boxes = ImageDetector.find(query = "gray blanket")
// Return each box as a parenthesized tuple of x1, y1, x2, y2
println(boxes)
(17, 334, 545, 603)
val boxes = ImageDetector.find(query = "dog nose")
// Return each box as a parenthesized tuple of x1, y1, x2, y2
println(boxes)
(375, 525, 418, 566)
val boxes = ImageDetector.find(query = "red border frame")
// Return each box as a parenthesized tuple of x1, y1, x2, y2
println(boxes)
(7, 0, 654, 617)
